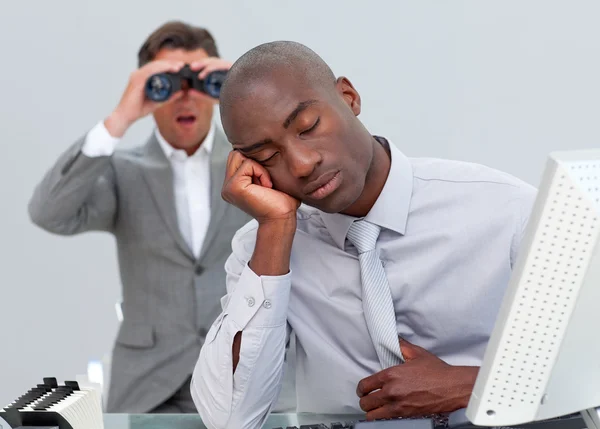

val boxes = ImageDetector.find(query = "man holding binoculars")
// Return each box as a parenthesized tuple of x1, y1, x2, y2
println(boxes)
(28, 21, 252, 413)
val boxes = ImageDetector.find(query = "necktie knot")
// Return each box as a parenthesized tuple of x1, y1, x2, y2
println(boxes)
(347, 220, 381, 254)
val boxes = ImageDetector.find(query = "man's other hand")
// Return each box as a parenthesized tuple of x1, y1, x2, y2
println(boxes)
(356, 338, 479, 420)
(190, 57, 233, 79)
(105, 60, 186, 138)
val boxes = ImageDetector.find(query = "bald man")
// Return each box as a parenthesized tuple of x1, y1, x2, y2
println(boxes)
(191, 41, 537, 428)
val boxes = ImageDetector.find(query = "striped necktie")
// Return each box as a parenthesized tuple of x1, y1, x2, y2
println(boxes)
(347, 220, 404, 368)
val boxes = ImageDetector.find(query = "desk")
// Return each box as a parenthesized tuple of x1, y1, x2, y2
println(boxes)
(102, 413, 588, 429)
(103, 413, 363, 428)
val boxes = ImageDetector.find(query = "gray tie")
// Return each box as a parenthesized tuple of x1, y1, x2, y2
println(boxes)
(347, 220, 404, 369)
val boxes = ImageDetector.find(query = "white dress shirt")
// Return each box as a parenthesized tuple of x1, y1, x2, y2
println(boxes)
(191, 139, 538, 429)
(82, 120, 214, 258)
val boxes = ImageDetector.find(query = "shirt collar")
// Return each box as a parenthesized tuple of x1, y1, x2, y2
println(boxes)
(155, 120, 216, 160)
(320, 138, 414, 249)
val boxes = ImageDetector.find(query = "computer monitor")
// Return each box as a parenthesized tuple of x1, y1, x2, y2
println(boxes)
(465, 150, 600, 429)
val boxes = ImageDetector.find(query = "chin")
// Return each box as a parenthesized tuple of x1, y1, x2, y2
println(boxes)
(174, 134, 202, 147)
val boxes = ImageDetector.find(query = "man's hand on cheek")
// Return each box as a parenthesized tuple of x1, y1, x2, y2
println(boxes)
(356, 338, 479, 420)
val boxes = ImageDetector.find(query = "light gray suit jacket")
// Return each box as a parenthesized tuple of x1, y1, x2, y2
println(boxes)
(28, 126, 252, 413)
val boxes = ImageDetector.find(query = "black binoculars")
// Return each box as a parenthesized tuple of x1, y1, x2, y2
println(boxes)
(145, 64, 227, 102)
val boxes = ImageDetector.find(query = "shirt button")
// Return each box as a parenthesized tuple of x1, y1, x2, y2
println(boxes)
(195, 265, 205, 275)
(247, 297, 255, 307)
(263, 300, 272, 309)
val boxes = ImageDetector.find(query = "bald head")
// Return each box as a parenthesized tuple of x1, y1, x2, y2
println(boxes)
(220, 41, 336, 116)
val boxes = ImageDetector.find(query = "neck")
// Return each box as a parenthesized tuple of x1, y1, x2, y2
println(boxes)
(341, 137, 391, 217)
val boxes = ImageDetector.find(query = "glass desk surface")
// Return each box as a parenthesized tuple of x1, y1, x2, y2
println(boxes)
(103, 413, 365, 428)
(102, 412, 589, 429)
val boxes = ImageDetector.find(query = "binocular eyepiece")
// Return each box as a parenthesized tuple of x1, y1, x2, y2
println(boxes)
(145, 64, 227, 102)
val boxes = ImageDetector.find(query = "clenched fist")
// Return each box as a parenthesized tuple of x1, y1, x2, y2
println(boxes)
(222, 150, 300, 224)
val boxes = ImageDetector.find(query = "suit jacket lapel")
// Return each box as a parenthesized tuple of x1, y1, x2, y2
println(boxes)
(141, 134, 194, 260)
(198, 127, 231, 262)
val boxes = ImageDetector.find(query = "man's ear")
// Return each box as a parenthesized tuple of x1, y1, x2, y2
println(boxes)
(336, 76, 361, 116)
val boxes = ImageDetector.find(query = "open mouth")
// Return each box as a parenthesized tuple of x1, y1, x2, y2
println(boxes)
(176, 115, 197, 125)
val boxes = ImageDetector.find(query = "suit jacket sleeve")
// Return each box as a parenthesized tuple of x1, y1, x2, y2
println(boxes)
(28, 129, 118, 235)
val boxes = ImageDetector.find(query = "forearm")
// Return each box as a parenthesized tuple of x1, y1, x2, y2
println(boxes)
(104, 108, 134, 138)
(232, 218, 296, 370)
(249, 217, 296, 276)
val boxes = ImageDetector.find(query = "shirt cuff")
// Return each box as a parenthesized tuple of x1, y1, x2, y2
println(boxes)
(81, 120, 121, 157)
(227, 263, 291, 329)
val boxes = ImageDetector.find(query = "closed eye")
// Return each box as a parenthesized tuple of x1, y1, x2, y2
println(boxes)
(300, 117, 320, 136)
(257, 152, 279, 165)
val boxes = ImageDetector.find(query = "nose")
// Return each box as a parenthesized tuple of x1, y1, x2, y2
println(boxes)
(178, 80, 194, 101)
(287, 141, 322, 179)
(179, 79, 195, 100)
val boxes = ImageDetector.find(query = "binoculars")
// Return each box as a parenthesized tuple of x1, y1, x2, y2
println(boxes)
(145, 64, 227, 102)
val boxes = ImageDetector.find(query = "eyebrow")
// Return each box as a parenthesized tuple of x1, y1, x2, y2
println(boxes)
(283, 100, 318, 129)
(235, 139, 273, 154)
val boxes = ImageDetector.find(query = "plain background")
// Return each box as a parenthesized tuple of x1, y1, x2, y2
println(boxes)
(1, 0, 599, 406)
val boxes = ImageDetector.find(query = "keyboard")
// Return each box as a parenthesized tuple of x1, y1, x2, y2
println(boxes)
(0, 377, 103, 429)
(270, 422, 434, 429)
(269, 411, 587, 429)
(271, 417, 436, 429)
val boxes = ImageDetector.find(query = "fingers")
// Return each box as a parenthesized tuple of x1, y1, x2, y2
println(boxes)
(189, 58, 211, 71)
(190, 58, 233, 79)
(366, 402, 433, 421)
(359, 389, 386, 412)
(356, 372, 385, 398)
(198, 62, 231, 79)
(366, 403, 407, 421)
(225, 150, 248, 178)
(249, 162, 273, 188)
(225, 150, 273, 188)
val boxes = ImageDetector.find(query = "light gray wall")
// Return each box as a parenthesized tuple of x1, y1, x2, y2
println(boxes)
(1, 0, 599, 406)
